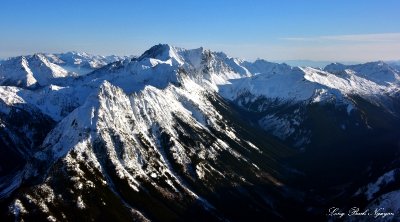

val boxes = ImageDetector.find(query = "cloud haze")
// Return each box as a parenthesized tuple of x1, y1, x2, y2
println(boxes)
(282, 33, 400, 43)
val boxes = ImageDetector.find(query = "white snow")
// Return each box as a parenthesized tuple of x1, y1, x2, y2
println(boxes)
(9, 199, 27, 217)
(46, 51, 129, 71)
(302, 67, 386, 96)
(219, 66, 317, 101)
(1, 44, 400, 218)
(76, 196, 85, 209)
(0, 54, 75, 87)
(356, 169, 398, 201)
(219, 60, 399, 110)
(366, 190, 400, 221)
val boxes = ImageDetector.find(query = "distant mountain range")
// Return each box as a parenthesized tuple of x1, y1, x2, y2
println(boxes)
(0, 44, 399, 221)
(271, 60, 359, 68)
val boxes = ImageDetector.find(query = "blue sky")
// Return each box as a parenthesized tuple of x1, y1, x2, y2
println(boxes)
(1, 0, 399, 61)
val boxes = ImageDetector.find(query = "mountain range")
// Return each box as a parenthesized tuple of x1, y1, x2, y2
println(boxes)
(0, 44, 399, 221)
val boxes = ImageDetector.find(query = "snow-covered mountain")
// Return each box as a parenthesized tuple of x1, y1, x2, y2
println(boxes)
(0, 44, 399, 221)
(324, 61, 400, 86)
(0, 50, 131, 88)
(222, 59, 399, 104)
(386, 60, 400, 73)
(218, 58, 400, 147)
(0, 54, 74, 88)
(45, 51, 131, 75)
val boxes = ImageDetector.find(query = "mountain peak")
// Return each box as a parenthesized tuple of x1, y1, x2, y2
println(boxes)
(0, 56, 38, 88)
(31, 53, 54, 66)
(137, 44, 184, 65)
(365, 60, 391, 69)
(61, 51, 91, 57)
(241, 59, 292, 76)
(323, 62, 347, 73)
(138, 44, 171, 58)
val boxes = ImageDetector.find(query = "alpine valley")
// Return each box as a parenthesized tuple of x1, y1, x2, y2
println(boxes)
(0, 44, 399, 221)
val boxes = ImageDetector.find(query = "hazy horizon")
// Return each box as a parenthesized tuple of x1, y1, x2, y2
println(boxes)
(0, 46, 393, 68)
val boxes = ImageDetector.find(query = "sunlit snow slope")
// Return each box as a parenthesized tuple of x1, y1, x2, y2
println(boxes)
(0, 44, 399, 221)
